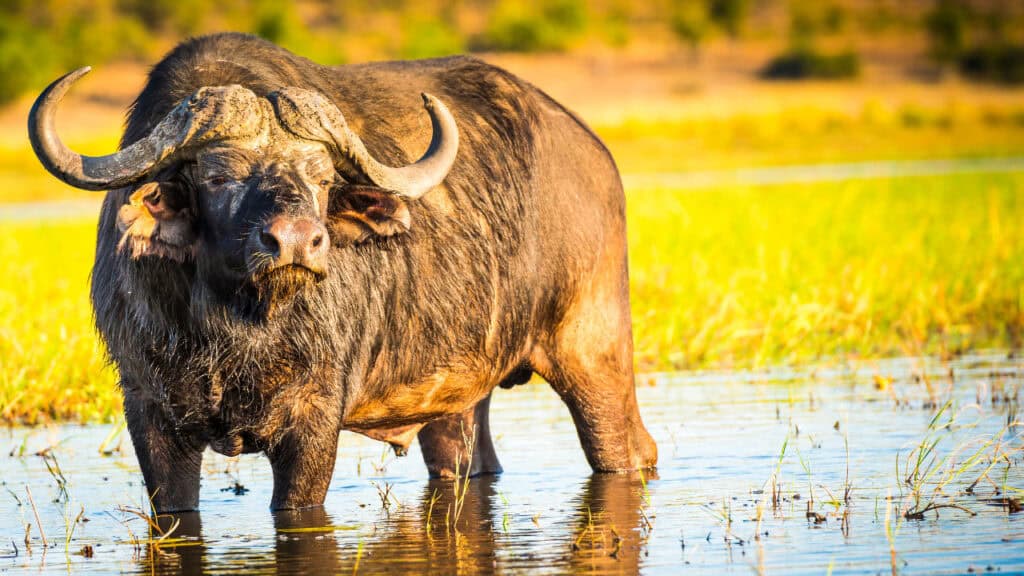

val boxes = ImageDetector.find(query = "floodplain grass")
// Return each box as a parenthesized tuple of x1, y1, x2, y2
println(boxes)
(0, 220, 119, 424)
(628, 171, 1024, 370)
(0, 136, 124, 205)
(0, 170, 1021, 424)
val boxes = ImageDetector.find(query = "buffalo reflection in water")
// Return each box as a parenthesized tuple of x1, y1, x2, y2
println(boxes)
(135, 473, 653, 574)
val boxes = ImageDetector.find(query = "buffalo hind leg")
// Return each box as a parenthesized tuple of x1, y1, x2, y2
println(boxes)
(538, 345, 657, 471)
(124, 394, 206, 513)
(534, 270, 657, 472)
(418, 391, 502, 478)
(538, 350, 657, 472)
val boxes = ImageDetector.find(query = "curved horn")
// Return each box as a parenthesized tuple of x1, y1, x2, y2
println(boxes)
(29, 68, 267, 191)
(273, 89, 459, 199)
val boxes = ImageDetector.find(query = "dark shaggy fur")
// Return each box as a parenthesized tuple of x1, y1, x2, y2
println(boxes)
(86, 33, 655, 511)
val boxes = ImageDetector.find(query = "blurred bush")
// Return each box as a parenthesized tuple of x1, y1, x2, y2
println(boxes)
(925, 0, 967, 65)
(0, 0, 152, 104)
(707, 0, 748, 38)
(116, 0, 208, 36)
(960, 45, 1024, 84)
(925, 0, 1024, 84)
(669, 0, 756, 56)
(761, 2, 858, 80)
(761, 48, 860, 80)
(670, 1, 710, 55)
(1, 0, 1024, 106)
(401, 16, 464, 59)
(468, 0, 587, 52)
(0, 21, 55, 105)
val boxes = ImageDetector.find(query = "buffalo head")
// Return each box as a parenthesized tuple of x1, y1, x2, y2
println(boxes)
(28, 67, 458, 312)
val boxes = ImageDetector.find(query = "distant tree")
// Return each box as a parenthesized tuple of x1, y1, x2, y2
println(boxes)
(788, 2, 819, 50)
(470, 0, 589, 53)
(116, 0, 208, 36)
(822, 3, 846, 34)
(671, 1, 711, 55)
(786, 2, 847, 48)
(602, 1, 632, 48)
(760, 1, 860, 81)
(925, 0, 969, 65)
(400, 15, 465, 59)
(542, 0, 587, 36)
(708, 0, 748, 38)
(0, 21, 52, 105)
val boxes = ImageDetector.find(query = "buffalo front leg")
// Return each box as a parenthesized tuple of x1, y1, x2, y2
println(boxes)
(124, 394, 207, 513)
(266, 388, 341, 510)
(418, 391, 502, 478)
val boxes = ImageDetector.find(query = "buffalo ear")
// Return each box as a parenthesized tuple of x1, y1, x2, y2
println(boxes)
(327, 185, 411, 245)
(116, 181, 196, 261)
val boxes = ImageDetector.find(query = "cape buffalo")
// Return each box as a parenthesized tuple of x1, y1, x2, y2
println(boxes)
(28, 32, 657, 512)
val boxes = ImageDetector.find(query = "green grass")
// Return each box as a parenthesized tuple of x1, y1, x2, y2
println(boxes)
(628, 172, 1024, 369)
(0, 220, 119, 424)
(0, 136, 122, 205)
(1, 171, 1022, 423)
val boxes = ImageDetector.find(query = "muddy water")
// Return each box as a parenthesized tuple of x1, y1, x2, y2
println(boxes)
(2, 352, 1022, 575)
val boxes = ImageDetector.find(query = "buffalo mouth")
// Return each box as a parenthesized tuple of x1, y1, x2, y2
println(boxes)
(253, 263, 322, 290)
(254, 262, 324, 283)
(248, 264, 323, 315)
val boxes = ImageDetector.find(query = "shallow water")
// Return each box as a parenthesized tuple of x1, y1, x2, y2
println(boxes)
(2, 352, 1022, 575)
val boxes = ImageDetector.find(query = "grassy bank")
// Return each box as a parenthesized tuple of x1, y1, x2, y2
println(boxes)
(0, 220, 119, 424)
(629, 172, 1024, 369)
(2, 170, 1022, 423)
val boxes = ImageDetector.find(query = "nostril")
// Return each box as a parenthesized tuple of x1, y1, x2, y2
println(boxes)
(310, 232, 324, 249)
(259, 229, 279, 254)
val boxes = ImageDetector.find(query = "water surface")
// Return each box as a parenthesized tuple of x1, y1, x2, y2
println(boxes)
(2, 352, 1022, 574)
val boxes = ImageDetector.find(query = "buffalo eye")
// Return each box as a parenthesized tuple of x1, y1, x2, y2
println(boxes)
(207, 176, 230, 187)
(319, 179, 332, 187)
